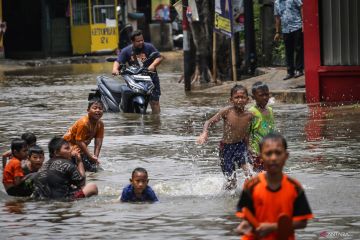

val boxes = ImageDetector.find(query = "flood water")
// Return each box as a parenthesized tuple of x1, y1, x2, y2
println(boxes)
(0, 61, 359, 239)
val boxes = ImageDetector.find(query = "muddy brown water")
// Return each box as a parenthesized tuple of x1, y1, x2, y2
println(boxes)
(0, 62, 359, 239)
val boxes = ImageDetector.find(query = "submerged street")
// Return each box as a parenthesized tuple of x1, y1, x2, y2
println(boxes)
(0, 61, 359, 239)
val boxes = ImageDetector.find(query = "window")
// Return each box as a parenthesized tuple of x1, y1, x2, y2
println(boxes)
(92, 0, 115, 24)
(320, 0, 360, 65)
(72, 0, 89, 25)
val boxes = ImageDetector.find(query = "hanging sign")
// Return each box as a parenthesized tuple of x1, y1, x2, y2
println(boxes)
(214, 0, 233, 37)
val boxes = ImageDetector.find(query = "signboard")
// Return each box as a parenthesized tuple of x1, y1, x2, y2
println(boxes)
(214, 0, 233, 37)
(214, 0, 244, 36)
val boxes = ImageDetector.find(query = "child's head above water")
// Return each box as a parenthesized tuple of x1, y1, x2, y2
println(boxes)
(130, 167, 149, 194)
(230, 84, 249, 109)
(21, 132, 37, 147)
(251, 81, 270, 108)
(87, 100, 104, 120)
(11, 138, 28, 160)
(28, 145, 45, 171)
(231, 84, 249, 97)
(48, 137, 71, 160)
(88, 100, 104, 111)
(259, 133, 288, 174)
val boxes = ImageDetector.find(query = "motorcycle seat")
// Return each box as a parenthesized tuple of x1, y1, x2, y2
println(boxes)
(100, 77, 124, 94)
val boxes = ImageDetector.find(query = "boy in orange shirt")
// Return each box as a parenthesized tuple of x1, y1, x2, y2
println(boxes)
(2, 132, 37, 169)
(63, 100, 104, 172)
(2, 139, 33, 196)
(236, 133, 313, 240)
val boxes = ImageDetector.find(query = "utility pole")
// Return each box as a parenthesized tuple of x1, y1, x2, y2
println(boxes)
(244, 0, 257, 74)
(182, 0, 191, 91)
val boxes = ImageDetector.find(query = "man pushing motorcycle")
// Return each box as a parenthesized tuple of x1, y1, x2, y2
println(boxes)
(112, 30, 164, 114)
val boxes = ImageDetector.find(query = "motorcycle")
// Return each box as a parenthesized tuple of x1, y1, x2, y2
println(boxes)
(88, 52, 160, 114)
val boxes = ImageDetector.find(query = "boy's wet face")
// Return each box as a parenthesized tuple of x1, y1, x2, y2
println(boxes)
(261, 139, 288, 174)
(29, 153, 44, 170)
(253, 88, 270, 108)
(88, 103, 104, 120)
(230, 90, 249, 109)
(56, 143, 72, 160)
(15, 146, 28, 160)
(130, 171, 149, 194)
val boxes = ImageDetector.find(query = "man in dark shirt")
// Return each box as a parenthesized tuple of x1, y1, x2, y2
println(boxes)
(112, 30, 164, 114)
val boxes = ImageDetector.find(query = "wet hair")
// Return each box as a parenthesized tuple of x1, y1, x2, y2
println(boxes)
(21, 132, 37, 146)
(132, 167, 148, 178)
(28, 145, 44, 157)
(48, 136, 68, 159)
(230, 84, 248, 97)
(11, 138, 27, 155)
(130, 30, 143, 41)
(88, 99, 104, 110)
(252, 81, 269, 95)
(259, 133, 288, 152)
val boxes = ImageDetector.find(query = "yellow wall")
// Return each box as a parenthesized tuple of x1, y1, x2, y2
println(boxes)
(69, 0, 118, 55)
(71, 25, 92, 54)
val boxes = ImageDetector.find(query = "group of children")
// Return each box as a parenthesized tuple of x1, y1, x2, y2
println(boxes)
(1, 81, 313, 239)
(1, 99, 157, 202)
(197, 81, 275, 189)
(196, 82, 313, 239)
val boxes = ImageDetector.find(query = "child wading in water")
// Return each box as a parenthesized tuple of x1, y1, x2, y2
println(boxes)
(236, 133, 313, 239)
(2, 139, 33, 196)
(63, 100, 104, 172)
(197, 85, 253, 190)
(2, 132, 37, 169)
(120, 167, 158, 202)
(22, 145, 45, 175)
(249, 82, 275, 172)
(32, 137, 98, 200)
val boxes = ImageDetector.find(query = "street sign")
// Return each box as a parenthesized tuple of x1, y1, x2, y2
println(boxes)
(214, 0, 233, 37)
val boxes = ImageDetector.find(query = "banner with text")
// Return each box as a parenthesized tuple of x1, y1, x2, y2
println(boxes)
(214, 0, 233, 37)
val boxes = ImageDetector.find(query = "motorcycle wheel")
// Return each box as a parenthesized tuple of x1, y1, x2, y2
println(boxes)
(134, 105, 146, 114)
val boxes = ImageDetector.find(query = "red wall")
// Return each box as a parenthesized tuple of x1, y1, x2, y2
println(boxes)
(303, 0, 360, 103)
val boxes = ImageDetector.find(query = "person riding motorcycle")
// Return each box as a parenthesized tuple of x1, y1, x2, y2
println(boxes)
(112, 30, 164, 114)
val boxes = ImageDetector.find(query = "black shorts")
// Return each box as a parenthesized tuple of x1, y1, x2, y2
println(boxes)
(150, 75, 161, 102)
(6, 181, 33, 197)
(82, 155, 99, 172)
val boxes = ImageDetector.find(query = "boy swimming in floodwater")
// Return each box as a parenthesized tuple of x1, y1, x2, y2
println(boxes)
(236, 133, 313, 239)
(2, 132, 37, 169)
(197, 84, 253, 190)
(120, 167, 158, 202)
(32, 137, 98, 200)
(63, 100, 104, 172)
(249, 82, 275, 172)
(2, 139, 33, 196)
